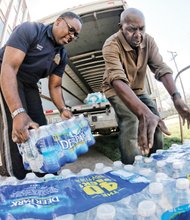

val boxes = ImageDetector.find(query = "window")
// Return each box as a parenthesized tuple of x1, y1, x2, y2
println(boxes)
(0, 0, 11, 16)
(8, 7, 16, 29)
(14, 0, 20, 10)
(0, 17, 4, 40)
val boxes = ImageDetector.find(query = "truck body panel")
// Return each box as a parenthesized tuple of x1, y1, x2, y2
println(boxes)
(39, 0, 156, 133)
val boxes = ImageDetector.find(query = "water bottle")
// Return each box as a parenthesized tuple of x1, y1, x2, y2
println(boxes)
(138, 168, 155, 181)
(94, 163, 105, 174)
(95, 204, 116, 220)
(154, 172, 171, 184)
(23, 172, 40, 184)
(171, 178, 190, 209)
(148, 182, 172, 216)
(143, 157, 155, 170)
(115, 196, 136, 219)
(184, 158, 190, 178)
(169, 143, 181, 151)
(34, 125, 61, 173)
(155, 172, 176, 207)
(76, 204, 116, 220)
(112, 161, 123, 170)
(137, 200, 157, 220)
(156, 160, 166, 173)
(123, 164, 135, 173)
(43, 173, 57, 182)
(164, 158, 176, 177)
(0, 175, 6, 182)
(41, 146, 61, 173)
(133, 155, 144, 169)
(156, 149, 165, 154)
(77, 114, 95, 147)
(172, 161, 184, 178)
(59, 169, 75, 178)
(0, 176, 18, 186)
(63, 117, 83, 162)
(78, 168, 92, 176)
(75, 206, 96, 220)
(102, 166, 113, 173)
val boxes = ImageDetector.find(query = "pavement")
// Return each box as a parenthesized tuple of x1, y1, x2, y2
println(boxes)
(61, 145, 113, 173)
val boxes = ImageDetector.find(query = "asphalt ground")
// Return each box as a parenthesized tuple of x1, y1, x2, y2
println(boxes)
(61, 145, 113, 174)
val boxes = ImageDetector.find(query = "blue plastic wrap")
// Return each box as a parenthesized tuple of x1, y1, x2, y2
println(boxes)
(18, 115, 95, 173)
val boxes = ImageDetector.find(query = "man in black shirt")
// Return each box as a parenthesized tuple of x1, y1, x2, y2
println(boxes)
(0, 12, 82, 179)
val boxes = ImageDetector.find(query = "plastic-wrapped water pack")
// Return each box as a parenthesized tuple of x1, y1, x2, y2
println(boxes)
(17, 114, 95, 173)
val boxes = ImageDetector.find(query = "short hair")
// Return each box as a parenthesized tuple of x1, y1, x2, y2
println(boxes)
(59, 12, 82, 24)
(120, 8, 145, 24)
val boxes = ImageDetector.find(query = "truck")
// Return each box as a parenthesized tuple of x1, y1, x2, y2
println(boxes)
(39, 0, 156, 134)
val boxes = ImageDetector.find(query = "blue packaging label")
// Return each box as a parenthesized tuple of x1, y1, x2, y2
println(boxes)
(0, 171, 148, 219)
(162, 204, 190, 220)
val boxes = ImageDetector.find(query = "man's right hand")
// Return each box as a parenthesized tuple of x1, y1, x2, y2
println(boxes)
(138, 112, 171, 155)
(12, 113, 39, 143)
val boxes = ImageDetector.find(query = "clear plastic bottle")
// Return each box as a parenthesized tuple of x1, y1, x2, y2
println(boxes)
(23, 172, 40, 184)
(148, 182, 172, 216)
(102, 166, 113, 173)
(59, 169, 75, 178)
(78, 168, 92, 176)
(154, 172, 176, 207)
(137, 200, 157, 220)
(94, 163, 105, 174)
(63, 117, 83, 162)
(43, 173, 57, 182)
(77, 114, 95, 147)
(133, 155, 144, 170)
(164, 158, 175, 177)
(156, 149, 165, 154)
(1, 176, 18, 186)
(172, 161, 184, 178)
(95, 204, 116, 220)
(35, 126, 61, 173)
(138, 168, 155, 181)
(75, 207, 96, 220)
(169, 143, 181, 151)
(123, 164, 135, 173)
(115, 196, 136, 219)
(76, 204, 116, 220)
(171, 178, 190, 209)
(143, 157, 155, 170)
(156, 160, 166, 173)
(112, 161, 123, 170)
(155, 172, 170, 184)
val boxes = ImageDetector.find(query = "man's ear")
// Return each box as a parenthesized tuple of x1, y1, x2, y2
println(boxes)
(56, 17, 62, 25)
(118, 23, 122, 29)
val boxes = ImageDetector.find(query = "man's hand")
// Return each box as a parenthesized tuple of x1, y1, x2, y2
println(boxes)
(138, 113, 171, 155)
(60, 109, 73, 120)
(12, 113, 39, 143)
(173, 97, 190, 128)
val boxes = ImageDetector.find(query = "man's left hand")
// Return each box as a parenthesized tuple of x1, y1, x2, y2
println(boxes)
(173, 98, 190, 128)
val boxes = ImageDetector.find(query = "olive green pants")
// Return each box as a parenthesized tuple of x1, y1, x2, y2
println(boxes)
(109, 94, 163, 164)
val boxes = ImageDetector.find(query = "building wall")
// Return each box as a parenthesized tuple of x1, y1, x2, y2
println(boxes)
(0, 0, 30, 47)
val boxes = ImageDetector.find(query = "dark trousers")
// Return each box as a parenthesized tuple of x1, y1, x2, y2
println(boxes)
(0, 79, 47, 179)
(109, 94, 163, 164)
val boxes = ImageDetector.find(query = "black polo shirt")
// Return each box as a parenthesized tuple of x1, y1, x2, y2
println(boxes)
(0, 21, 68, 83)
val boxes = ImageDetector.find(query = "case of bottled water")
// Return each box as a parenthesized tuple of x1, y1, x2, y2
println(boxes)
(1, 141, 190, 219)
(17, 114, 95, 173)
